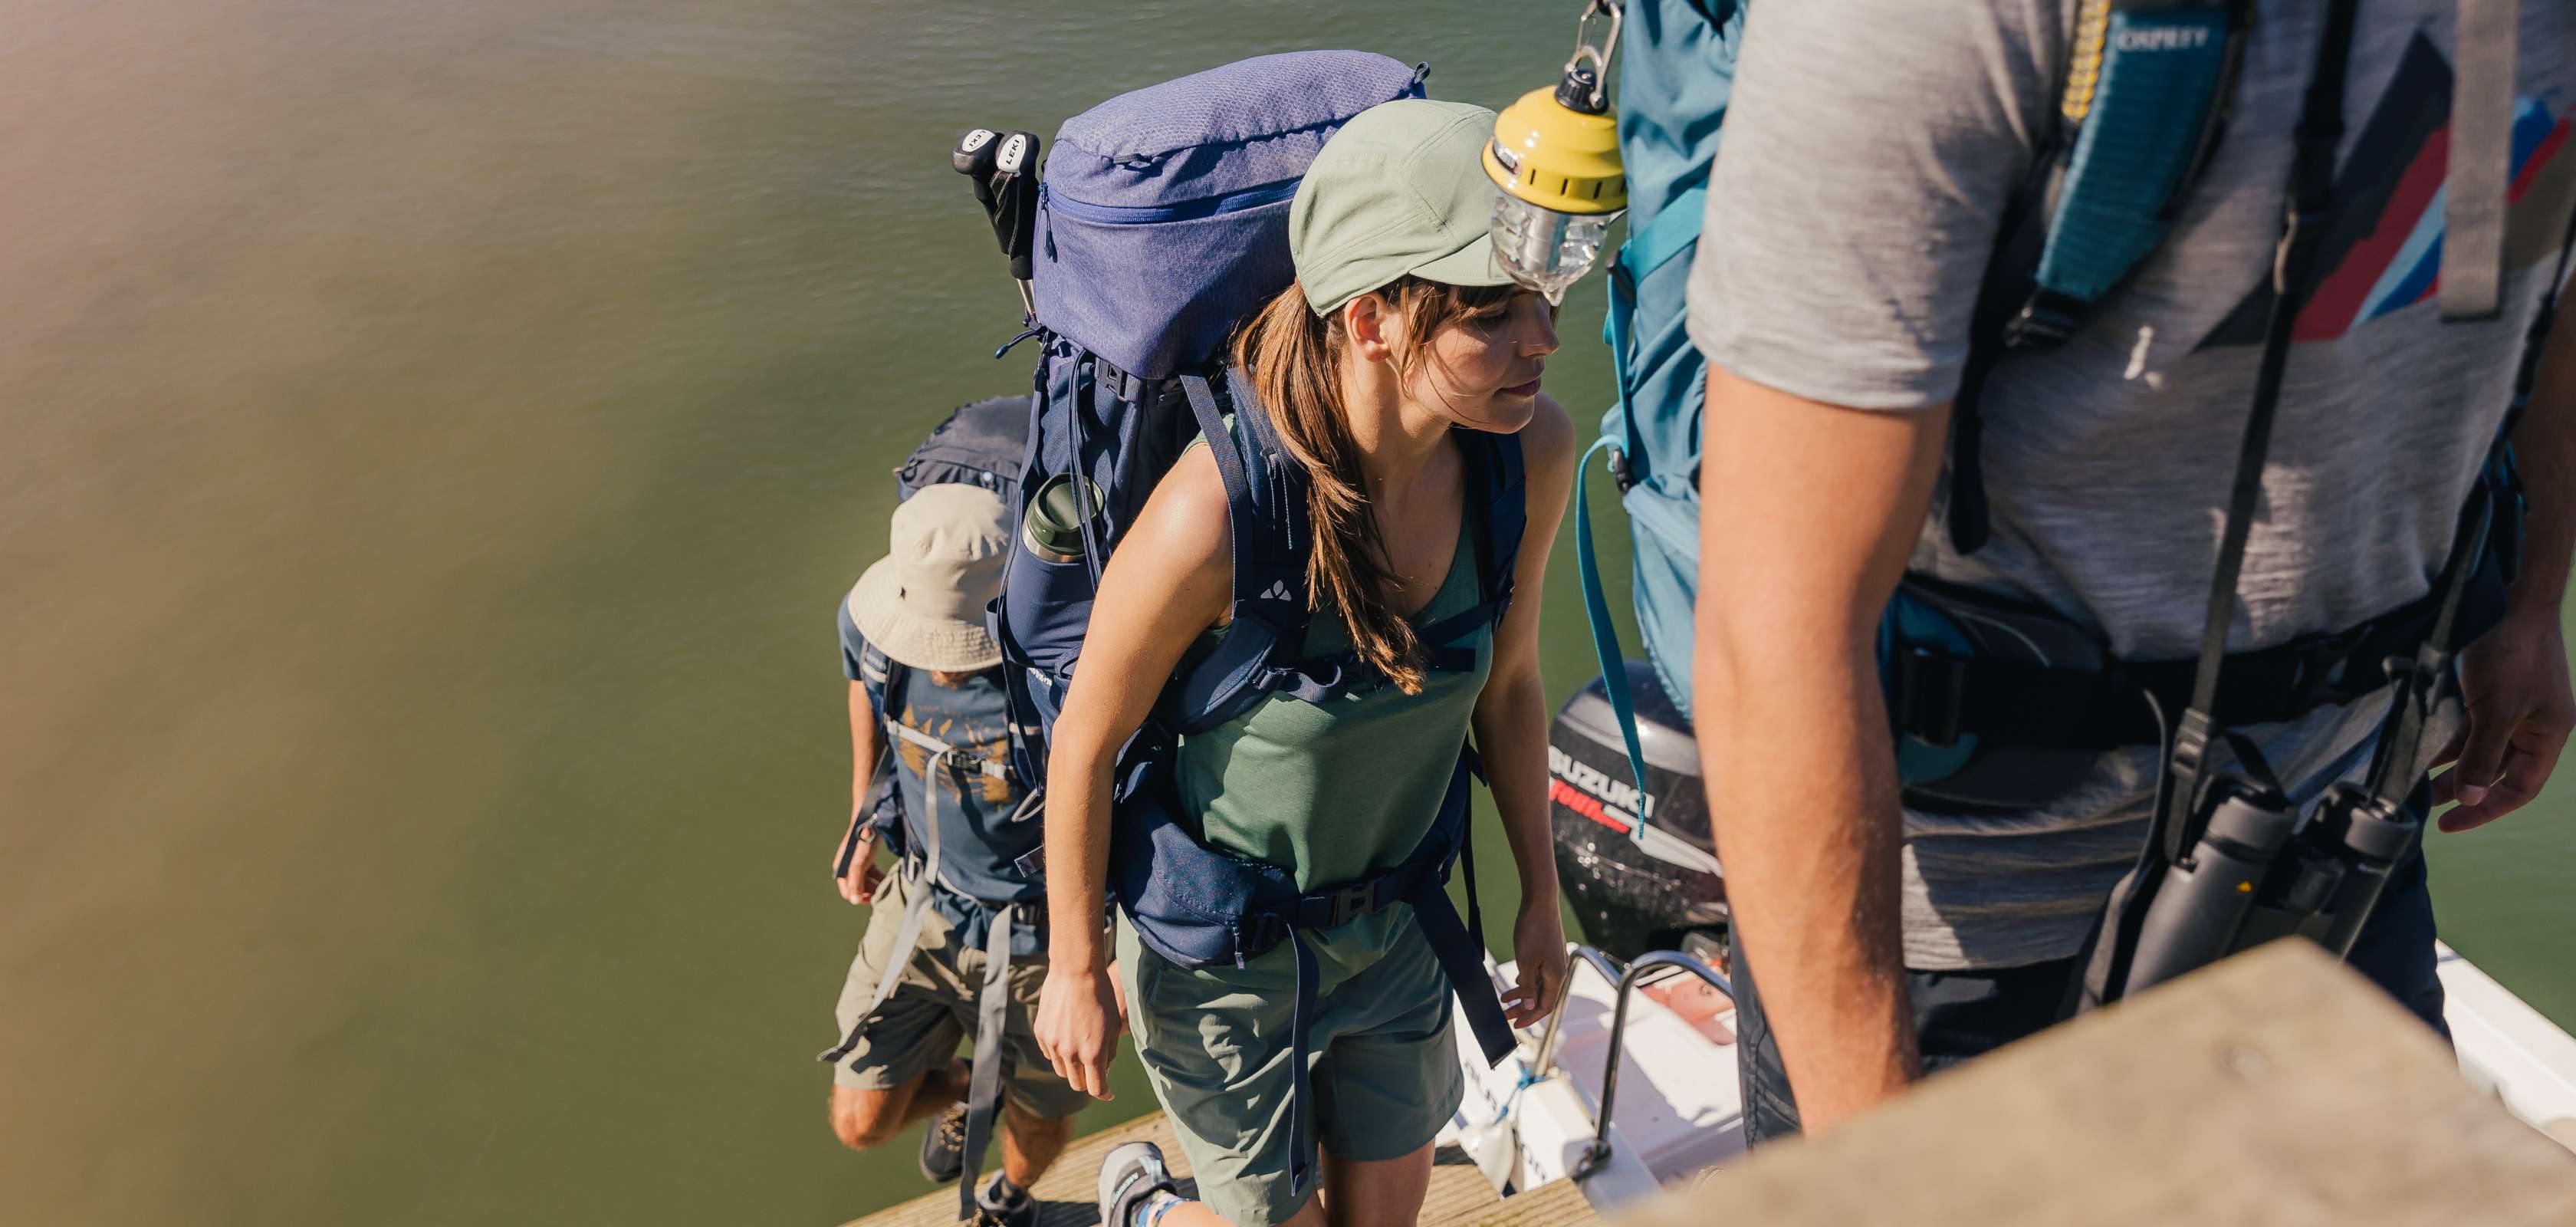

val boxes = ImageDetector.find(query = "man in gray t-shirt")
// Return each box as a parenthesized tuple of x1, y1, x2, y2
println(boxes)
(1685, 0, 2576, 1140)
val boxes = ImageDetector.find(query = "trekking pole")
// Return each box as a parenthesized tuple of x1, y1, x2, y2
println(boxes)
(952, 127, 1036, 319)
(988, 131, 1043, 319)
(952, 127, 1001, 214)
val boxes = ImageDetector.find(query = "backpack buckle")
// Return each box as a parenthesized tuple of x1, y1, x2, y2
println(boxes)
(1327, 883, 1378, 928)
(2002, 290, 2085, 352)
(1892, 645, 1970, 748)
(2280, 626, 2367, 709)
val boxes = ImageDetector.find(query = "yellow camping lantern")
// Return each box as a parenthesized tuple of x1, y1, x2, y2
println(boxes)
(1484, 0, 1628, 303)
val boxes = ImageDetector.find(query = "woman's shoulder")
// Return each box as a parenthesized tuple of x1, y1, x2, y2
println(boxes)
(1518, 393, 1576, 468)
(1132, 444, 1234, 571)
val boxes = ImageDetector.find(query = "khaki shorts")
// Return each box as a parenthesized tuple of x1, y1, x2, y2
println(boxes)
(1116, 905, 1464, 1227)
(829, 872, 1090, 1120)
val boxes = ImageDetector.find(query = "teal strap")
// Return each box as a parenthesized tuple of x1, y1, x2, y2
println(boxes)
(1604, 268, 1636, 431)
(1602, 187, 1709, 484)
(1574, 436, 1651, 834)
(1622, 186, 1707, 281)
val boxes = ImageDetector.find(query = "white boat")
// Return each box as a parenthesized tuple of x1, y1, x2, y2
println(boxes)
(1441, 664, 2576, 1215)
(1437, 940, 2576, 1217)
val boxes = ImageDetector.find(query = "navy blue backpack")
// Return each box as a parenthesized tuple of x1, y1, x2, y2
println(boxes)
(987, 51, 1524, 1199)
(843, 392, 1035, 860)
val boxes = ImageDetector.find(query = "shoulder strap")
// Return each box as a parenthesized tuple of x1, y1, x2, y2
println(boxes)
(1159, 370, 1326, 731)
(1469, 429, 1528, 622)
(1950, 0, 2256, 553)
(856, 643, 905, 722)
(2156, 0, 2361, 865)
(2440, 0, 2518, 321)
(1175, 369, 1313, 637)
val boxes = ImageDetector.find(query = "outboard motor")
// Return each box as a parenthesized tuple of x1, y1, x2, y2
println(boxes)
(1549, 663, 1725, 962)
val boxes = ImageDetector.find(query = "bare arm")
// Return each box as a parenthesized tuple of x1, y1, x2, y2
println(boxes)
(834, 680, 888, 903)
(1471, 396, 1578, 1024)
(849, 681, 884, 812)
(2437, 303, 2576, 829)
(1695, 363, 1950, 1134)
(1033, 448, 1233, 1099)
(2504, 317, 2576, 613)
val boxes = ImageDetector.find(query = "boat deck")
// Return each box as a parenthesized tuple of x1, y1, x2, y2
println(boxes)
(839, 1111, 1598, 1227)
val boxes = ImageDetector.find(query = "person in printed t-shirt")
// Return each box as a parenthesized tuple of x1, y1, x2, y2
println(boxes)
(1686, 0, 2576, 1143)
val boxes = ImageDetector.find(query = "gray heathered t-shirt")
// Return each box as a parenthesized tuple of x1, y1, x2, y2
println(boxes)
(1687, 0, 2576, 969)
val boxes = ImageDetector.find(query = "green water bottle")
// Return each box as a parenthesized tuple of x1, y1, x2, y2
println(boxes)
(1022, 474, 1096, 564)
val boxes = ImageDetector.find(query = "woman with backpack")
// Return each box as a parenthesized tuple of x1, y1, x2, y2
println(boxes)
(1031, 98, 1577, 1227)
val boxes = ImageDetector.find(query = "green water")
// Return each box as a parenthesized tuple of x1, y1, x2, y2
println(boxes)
(2, 3, 2568, 1224)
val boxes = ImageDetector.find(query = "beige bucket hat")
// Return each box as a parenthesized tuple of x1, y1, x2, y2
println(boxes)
(845, 483, 1010, 673)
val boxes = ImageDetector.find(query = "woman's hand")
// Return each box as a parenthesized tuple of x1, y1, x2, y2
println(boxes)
(1035, 965, 1122, 1100)
(1503, 898, 1570, 1027)
(833, 818, 883, 904)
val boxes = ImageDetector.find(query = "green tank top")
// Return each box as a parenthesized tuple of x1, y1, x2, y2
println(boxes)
(1175, 513, 1493, 896)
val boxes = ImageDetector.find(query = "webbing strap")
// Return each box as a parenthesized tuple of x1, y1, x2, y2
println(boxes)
(2159, 0, 2361, 866)
(1457, 804, 1484, 963)
(1414, 605, 1503, 660)
(817, 762, 944, 1065)
(1270, 880, 1513, 1204)
(1601, 191, 1704, 479)
(1066, 356, 1109, 590)
(1180, 373, 1254, 558)
(888, 722, 1012, 781)
(1286, 933, 1319, 1199)
(832, 802, 873, 881)
(2443, 0, 2518, 321)
(1574, 437, 1652, 837)
(955, 900, 1017, 1220)
(1624, 186, 1707, 281)
(1408, 874, 1516, 1067)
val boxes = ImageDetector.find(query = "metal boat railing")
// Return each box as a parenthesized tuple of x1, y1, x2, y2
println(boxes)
(1545, 945, 1733, 1182)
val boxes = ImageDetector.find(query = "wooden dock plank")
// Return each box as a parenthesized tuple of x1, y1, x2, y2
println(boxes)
(1618, 941, 2576, 1226)
(841, 1111, 1599, 1227)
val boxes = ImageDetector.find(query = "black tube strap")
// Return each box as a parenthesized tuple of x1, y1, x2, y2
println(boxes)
(2156, 0, 2363, 866)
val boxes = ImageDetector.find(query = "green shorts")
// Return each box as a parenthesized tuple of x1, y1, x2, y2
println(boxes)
(1116, 904, 1465, 1227)
(829, 872, 1090, 1120)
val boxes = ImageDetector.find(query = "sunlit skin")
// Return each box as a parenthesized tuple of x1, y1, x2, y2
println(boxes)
(1034, 285, 1575, 1227)
(825, 1061, 1073, 1192)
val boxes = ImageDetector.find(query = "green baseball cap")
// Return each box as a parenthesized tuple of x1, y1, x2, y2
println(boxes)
(1290, 98, 1512, 316)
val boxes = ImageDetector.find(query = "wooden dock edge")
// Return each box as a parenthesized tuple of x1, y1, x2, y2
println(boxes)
(1618, 940, 2576, 1226)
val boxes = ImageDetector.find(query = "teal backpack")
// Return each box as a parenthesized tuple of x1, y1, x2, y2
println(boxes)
(1576, 0, 2525, 817)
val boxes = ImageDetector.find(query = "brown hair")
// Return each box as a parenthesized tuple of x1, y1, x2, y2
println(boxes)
(1229, 275, 1520, 694)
